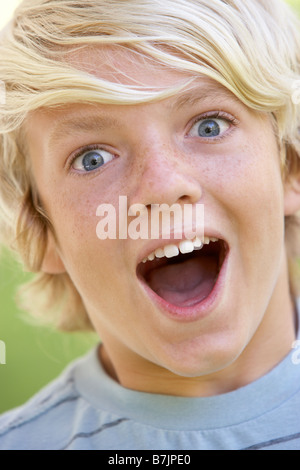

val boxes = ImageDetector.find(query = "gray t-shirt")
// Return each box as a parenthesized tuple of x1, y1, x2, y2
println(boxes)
(0, 326, 300, 450)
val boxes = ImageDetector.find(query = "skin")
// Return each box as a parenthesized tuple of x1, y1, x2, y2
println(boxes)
(24, 49, 300, 397)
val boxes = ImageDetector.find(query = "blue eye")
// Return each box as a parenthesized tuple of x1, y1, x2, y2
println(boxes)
(72, 149, 114, 172)
(198, 120, 221, 137)
(189, 118, 230, 139)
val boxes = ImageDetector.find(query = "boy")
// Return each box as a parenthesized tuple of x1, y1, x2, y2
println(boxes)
(0, 0, 300, 450)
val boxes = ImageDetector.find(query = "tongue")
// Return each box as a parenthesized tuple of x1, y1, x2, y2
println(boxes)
(146, 256, 218, 307)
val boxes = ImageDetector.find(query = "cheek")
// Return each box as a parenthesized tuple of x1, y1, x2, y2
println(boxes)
(213, 138, 284, 224)
(43, 184, 102, 264)
(46, 187, 130, 299)
(217, 139, 285, 286)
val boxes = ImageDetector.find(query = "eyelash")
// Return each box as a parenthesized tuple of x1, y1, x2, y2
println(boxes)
(188, 111, 238, 141)
(66, 144, 115, 172)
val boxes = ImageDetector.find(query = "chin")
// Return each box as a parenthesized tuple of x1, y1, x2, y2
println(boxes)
(151, 327, 248, 381)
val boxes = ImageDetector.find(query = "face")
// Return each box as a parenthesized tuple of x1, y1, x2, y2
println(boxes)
(25, 49, 296, 395)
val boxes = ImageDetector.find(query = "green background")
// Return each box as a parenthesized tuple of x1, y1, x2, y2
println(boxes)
(0, 249, 97, 414)
(289, 0, 300, 9)
(1, 0, 300, 415)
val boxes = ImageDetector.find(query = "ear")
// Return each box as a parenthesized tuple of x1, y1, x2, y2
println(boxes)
(284, 174, 300, 216)
(41, 229, 66, 274)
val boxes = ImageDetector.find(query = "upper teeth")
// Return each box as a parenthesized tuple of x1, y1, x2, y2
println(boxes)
(142, 236, 218, 263)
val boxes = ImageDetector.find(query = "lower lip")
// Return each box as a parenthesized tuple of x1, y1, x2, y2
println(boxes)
(138, 250, 229, 323)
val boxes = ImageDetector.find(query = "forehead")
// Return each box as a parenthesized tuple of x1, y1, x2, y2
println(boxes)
(26, 45, 243, 132)
(64, 45, 191, 89)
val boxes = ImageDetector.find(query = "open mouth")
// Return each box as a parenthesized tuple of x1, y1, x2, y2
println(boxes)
(137, 237, 228, 311)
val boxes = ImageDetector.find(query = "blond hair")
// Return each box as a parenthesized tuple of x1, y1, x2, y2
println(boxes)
(0, 0, 300, 330)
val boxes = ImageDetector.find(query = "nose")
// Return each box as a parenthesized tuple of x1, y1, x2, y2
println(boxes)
(129, 143, 203, 208)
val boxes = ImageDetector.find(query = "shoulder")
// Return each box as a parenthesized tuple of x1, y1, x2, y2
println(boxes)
(0, 354, 89, 450)
(0, 347, 135, 450)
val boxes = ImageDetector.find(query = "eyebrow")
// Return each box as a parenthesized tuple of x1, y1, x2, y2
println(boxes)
(47, 84, 237, 146)
(172, 83, 235, 110)
(48, 114, 119, 148)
